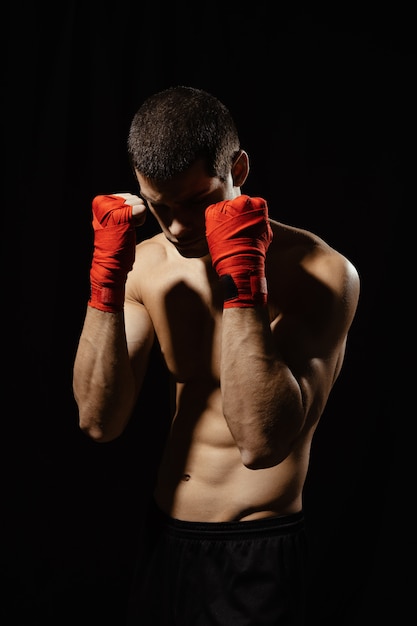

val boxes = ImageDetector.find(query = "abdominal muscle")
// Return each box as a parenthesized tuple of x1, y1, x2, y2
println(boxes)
(153, 382, 309, 523)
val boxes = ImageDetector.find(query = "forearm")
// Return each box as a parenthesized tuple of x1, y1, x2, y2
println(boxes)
(206, 195, 304, 468)
(73, 307, 137, 442)
(73, 193, 149, 441)
(220, 308, 304, 469)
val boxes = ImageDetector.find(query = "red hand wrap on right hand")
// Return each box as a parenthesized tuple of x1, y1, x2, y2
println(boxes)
(89, 195, 136, 313)
(205, 195, 273, 308)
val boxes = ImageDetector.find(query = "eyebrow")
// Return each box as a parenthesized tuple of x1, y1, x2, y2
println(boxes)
(140, 185, 215, 206)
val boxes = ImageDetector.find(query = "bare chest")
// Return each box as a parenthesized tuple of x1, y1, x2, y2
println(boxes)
(141, 257, 223, 381)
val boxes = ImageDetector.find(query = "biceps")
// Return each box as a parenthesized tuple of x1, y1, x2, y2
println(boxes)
(272, 315, 347, 418)
(298, 346, 347, 426)
(124, 299, 155, 391)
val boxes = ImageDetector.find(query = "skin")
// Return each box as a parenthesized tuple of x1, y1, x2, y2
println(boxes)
(73, 150, 360, 522)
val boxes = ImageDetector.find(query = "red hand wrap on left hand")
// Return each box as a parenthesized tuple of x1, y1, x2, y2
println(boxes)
(88, 195, 136, 313)
(205, 195, 273, 308)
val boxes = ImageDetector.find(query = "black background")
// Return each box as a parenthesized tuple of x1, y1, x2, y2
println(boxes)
(5, 2, 414, 624)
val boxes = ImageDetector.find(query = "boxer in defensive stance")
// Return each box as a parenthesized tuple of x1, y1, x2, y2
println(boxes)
(73, 85, 360, 625)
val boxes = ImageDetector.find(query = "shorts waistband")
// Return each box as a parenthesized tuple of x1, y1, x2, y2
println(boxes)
(152, 502, 305, 541)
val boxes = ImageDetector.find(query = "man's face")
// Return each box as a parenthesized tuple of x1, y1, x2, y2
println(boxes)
(135, 159, 235, 258)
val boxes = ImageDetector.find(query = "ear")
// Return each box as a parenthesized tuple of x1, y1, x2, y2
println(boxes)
(231, 150, 249, 187)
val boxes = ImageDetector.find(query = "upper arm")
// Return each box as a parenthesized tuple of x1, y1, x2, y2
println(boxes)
(124, 269, 156, 397)
(270, 250, 360, 426)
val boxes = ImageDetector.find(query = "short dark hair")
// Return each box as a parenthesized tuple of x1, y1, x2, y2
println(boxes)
(127, 86, 240, 182)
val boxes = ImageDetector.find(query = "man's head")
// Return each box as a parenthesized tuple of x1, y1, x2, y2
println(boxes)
(128, 86, 249, 258)
(127, 85, 241, 182)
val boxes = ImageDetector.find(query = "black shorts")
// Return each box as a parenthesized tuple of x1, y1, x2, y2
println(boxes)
(127, 501, 307, 626)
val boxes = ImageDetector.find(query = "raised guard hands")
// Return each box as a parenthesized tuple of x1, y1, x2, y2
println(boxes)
(205, 195, 273, 308)
(88, 193, 146, 312)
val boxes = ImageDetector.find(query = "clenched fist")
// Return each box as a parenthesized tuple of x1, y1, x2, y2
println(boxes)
(89, 193, 145, 312)
(205, 195, 273, 308)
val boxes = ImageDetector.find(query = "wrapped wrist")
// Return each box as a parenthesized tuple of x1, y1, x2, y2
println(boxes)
(220, 272, 268, 308)
(88, 283, 126, 313)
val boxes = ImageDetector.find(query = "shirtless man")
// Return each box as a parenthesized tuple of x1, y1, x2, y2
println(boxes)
(73, 85, 360, 625)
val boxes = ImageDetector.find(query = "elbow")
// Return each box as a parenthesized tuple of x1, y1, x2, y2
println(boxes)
(74, 387, 133, 443)
(239, 443, 290, 470)
(80, 423, 116, 443)
(79, 411, 125, 443)
(233, 418, 299, 470)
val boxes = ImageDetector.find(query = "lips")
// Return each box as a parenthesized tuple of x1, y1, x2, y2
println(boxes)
(176, 236, 202, 248)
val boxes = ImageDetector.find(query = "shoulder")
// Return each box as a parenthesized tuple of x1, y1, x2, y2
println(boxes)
(131, 231, 182, 276)
(126, 233, 171, 303)
(268, 219, 359, 289)
(135, 232, 170, 261)
(267, 220, 360, 329)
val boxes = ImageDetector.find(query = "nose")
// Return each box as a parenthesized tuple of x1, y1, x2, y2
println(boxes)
(169, 218, 190, 237)
(167, 211, 193, 238)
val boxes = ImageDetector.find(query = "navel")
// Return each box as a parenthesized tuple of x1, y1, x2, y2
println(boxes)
(181, 473, 191, 481)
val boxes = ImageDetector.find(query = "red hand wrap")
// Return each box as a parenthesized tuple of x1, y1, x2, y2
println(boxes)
(88, 195, 136, 312)
(205, 195, 273, 308)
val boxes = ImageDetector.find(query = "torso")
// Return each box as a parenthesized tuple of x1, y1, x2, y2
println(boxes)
(130, 221, 337, 522)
